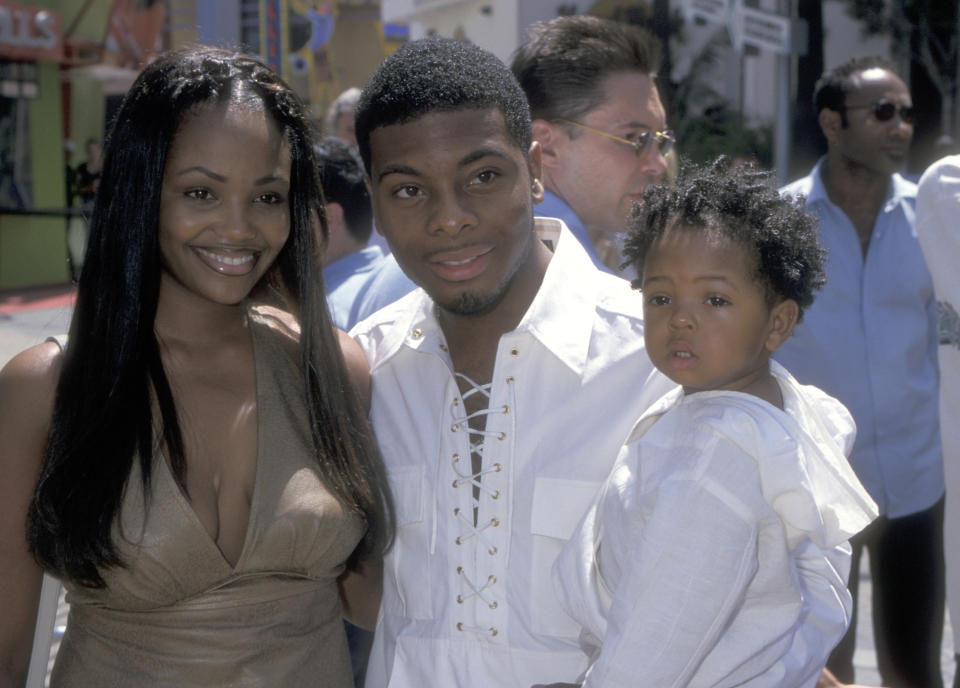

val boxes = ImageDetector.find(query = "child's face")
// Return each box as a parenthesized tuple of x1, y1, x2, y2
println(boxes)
(641, 225, 791, 396)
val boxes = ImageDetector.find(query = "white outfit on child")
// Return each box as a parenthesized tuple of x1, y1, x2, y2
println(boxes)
(553, 361, 878, 688)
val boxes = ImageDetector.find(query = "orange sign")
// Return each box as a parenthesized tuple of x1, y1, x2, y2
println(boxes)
(0, 1, 62, 61)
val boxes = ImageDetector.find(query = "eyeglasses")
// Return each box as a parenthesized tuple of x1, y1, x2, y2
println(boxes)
(844, 99, 915, 125)
(556, 118, 675, 157)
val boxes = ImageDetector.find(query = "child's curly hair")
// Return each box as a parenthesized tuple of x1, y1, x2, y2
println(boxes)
(622, 157, 826, 320)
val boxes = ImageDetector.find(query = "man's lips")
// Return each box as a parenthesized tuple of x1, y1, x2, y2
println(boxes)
(427, 245, 494, 282)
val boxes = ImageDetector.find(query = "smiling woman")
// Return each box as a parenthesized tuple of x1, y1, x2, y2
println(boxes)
(0, 47, 391, 688)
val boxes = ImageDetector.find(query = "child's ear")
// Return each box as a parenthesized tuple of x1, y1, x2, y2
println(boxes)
(765, 299, 799, 352)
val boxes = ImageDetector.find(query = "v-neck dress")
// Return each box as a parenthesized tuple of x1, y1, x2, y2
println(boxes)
(49, 311, 364, 687)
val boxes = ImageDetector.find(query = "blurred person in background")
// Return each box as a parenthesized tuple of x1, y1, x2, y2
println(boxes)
(917, 154, 960, 688)
(777, 56, 944, 688)
(511, 15, 672, 279)
(315, 136, 414, 331)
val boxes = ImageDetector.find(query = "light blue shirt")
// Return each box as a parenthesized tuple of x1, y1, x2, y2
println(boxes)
(323, 245, 416, 331)
(775, 159, 943, 518)
(536, 191, 612, 274)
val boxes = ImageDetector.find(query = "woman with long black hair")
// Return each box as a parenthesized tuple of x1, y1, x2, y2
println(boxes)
(0, 47, 390, 687)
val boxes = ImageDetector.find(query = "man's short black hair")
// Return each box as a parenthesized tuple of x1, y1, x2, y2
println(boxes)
(624, 158, 826, 320)
(510, 15, 660, 124)
(355, 37, 532, 173)
(314, 136, 372, 245)
(814, 55, 899, 126)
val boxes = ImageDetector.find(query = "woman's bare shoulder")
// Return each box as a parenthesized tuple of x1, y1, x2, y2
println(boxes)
(0, 341, 62, 403)
(0, 341, 62, 469)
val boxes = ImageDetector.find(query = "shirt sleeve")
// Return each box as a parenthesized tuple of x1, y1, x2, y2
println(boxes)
(581, 434, 765, 688)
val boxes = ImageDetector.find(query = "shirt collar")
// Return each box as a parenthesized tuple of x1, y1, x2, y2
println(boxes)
(371, 218, 610, 377)
(806, 156, 915, 212)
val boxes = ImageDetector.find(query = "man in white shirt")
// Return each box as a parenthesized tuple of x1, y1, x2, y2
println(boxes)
(350, 38, 668, 687)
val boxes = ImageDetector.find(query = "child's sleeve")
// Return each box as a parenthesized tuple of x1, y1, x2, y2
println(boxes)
(579, 436, 763, 688)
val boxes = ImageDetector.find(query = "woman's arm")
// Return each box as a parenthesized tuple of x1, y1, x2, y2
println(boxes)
(337, 330, 371, 414)
(0, 343, 61, 688)
(338, 557, 383, 631)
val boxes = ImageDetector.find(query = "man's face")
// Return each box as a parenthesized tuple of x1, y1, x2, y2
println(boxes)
(832, 68, 913, 176)
(368, 107, 544, 317)
(543, 71, 668, 235)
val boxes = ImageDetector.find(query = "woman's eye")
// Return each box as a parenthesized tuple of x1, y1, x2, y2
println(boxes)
(256, 192, 284, 204)
(185, 188, 212, 200)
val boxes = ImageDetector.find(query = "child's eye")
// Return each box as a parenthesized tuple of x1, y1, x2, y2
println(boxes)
(706, 296, 730, 307)
(648, 294, 671, 306)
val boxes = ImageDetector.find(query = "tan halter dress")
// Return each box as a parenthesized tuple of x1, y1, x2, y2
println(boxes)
(49, 312, 364, 687)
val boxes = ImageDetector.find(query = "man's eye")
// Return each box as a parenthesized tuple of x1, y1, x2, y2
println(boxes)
(472, 170, 498, 184)
(394, 185, 420, 199)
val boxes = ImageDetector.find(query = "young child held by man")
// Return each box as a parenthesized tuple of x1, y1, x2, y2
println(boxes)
(549, 160, 879, 688)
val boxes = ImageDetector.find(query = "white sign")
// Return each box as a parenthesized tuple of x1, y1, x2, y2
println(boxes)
(682, 0, 802, 55)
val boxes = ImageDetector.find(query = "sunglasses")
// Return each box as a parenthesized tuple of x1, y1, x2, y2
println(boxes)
(844, 99, 915, 125)
(555, 118, 675, 157)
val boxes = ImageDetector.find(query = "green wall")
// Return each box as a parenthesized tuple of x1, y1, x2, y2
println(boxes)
(0, 61, 70, 289)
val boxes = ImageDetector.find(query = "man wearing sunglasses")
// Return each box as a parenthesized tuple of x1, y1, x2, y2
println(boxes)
(511, 15, 672, 278)
(777, 56, 945, 688)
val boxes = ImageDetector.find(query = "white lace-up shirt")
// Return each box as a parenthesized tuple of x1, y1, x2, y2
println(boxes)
(351, 219, 671, 688)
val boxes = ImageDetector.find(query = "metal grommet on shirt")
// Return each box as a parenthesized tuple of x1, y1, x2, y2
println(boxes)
(456, 595, 464, 604)
(493, 463, 502, 472)
(456, 566, 464, 575)
(453, 507, 461, 516)
(488, 546, 498, 556)
(489, 601, 498, 610)
(451, 423, 459, 432)
(498, 432, 506, 441)
(491, 490, 501, 500)
(505, 376, 514, 383)
(411, 328, 423, 339)
(510, 347, 519, 357)
(502, 405, 509, 413)
(490, 517, 500, 527)
(439, 343, 448, 352)
(489, 627, 498, 637)
(453, 453, 461, 463)
(456, 622, 464, 632)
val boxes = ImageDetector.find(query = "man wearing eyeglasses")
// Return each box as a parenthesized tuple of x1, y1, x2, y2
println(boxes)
(776, 56, 945, 688)
(511, 15, 672, 278)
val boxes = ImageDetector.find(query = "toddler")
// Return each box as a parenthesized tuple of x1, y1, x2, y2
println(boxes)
(552, 160, 878, 688)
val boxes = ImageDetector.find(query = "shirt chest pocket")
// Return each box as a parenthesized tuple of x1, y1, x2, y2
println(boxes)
(529, 477, 602, 638)
(385, 465, 434, 620)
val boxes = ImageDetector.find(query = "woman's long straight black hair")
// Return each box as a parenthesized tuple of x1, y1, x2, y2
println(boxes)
(27, 47, 392, 587)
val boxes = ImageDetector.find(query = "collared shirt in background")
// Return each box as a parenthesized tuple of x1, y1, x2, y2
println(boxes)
(323, 245, 416, 331)
(776, 159, 942, 519)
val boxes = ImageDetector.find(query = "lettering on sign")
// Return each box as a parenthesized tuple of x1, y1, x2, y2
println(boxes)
(0, 2, 62, 61)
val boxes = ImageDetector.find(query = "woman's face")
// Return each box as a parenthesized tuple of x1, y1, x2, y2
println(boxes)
(157, 100, 292, 307)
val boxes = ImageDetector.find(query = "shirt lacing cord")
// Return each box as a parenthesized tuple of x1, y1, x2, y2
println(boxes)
(451, 373, 510, 637)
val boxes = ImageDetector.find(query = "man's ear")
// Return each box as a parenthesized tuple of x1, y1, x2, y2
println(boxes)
(818, 108, 842, 145)
(325, 201, 345, 238)
(527, 141, 545, 204)
(531, 119, 566, 173)
(765, 299, 800, 352)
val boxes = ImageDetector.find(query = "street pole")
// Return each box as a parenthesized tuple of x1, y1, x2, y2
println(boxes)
(774, 0, 793, 186)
